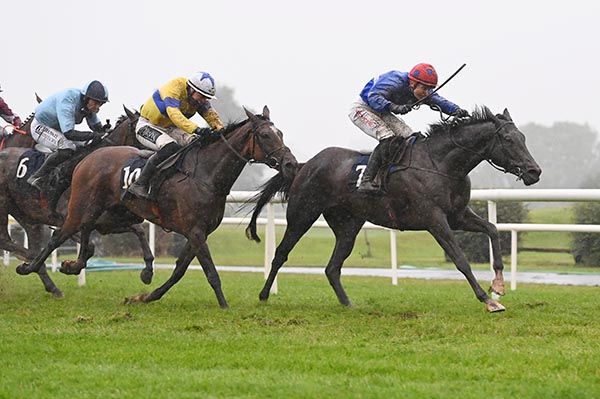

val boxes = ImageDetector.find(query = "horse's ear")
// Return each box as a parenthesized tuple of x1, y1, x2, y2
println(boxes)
(262, 105, 270, 120)
(484, 106, 501, 124)
(503, 108, 513, 121)
(35, 93, 43, 104)
(243, 107, 257, 121)
(123, 105, 136, 119)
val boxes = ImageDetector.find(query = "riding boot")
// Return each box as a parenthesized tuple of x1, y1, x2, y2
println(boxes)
(358, 137, 393, 193)
(27, 149, 74, 191)
(127, 142, 180, 199)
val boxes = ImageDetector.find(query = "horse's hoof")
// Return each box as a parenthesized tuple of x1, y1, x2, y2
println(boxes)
(15, 263, 32, 275)
(124, 293, 148, 304)
(140, 269, 153, 285)
(59, 260, 81, 275)
(52, 289, 64, 299)
(485, 300, 506, 313)
(258, 291, 270, 301)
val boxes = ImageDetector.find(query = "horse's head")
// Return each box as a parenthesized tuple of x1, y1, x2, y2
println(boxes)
(484, 108, 541, 186)
(242, 106, 298, 179)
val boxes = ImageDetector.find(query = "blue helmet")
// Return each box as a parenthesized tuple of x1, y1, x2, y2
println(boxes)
(82, 80, 109, 103)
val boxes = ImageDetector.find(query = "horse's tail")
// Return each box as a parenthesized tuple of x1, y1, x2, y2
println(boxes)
(245, 163, 305, 243)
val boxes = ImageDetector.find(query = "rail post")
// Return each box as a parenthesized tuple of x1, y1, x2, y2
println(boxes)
(264, 202, 277, 294)
(390, 230, 398, 285)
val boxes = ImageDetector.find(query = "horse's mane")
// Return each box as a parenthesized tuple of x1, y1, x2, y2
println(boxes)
(21, 112, 36, 127)
(426, 106, 494, 138)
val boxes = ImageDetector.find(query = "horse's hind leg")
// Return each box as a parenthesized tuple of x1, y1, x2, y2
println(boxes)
(322, 207, 365, 307)
(128, 223, 154, 285)
(259, 204, 323, 302)
(453, 207, 505, 297)
(25, 224, 63, 298)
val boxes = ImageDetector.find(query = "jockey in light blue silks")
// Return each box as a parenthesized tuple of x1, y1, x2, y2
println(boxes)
(348, 63, 469, 193)
(27, 80, 110, 190)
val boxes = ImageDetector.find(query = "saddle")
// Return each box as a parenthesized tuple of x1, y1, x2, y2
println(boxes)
(349, 134, 419, 193)
(122, 135, 206, 200)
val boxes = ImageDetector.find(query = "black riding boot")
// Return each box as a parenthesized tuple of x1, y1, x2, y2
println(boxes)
(128, 143, 180, 199)
(27, 149, 74, 191)
(358, 137, 393, 193)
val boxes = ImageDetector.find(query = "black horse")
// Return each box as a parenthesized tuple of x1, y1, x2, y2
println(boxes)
(247, 107, 541, 312)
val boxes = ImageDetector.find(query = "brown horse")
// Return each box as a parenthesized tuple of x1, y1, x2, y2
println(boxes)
(1, 111, 155, 297)
(246, 107, 541, 312)
(17, 106, 298, 308)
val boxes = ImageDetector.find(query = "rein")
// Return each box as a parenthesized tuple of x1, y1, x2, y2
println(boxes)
(390, 119, 520, 182)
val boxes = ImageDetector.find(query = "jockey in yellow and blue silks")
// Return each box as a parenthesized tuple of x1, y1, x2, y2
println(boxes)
(349, 63, 469, 193)
(128, 71, 225, 199)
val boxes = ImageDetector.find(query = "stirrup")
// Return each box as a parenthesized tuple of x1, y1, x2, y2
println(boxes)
(127, 183, 150, 199)
(357, 179, 381, 194)
(27, 176, 45, 191)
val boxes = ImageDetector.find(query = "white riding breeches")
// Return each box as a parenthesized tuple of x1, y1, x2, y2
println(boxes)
(135, 117, 194, 151)
(348, 99, 412, 141)
(30, 119, 87, 151)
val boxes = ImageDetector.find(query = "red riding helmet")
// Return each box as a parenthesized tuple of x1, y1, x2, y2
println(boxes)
(409, 63, 438, 87)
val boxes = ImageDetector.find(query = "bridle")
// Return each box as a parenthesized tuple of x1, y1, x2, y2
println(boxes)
(219, 120, 287, 169)
(449, 120, 524, 180)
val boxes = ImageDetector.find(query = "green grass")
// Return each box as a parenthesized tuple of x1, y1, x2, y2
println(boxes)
(1, 267, 599, 398)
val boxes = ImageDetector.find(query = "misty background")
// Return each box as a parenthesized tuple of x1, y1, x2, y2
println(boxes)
(2, 0, 599, 190)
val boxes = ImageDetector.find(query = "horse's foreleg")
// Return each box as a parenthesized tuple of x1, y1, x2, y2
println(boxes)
(129, 224, 154, 285)
(0, 211, 35, 261)
(190, 230, 228, 309)
(60, 227, 94, 275)
(454, 207, 505, 297)
(25, 224, 63, 298)
(125, 241, 194, 304)
(428, 211, 505, 313)
(16, 203, 95, 276)
(323, 209, 365, 307)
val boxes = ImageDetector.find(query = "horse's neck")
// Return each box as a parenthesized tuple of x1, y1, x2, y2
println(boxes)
(425, 122, 494, 177)
(106, 120, 136, 146)
(186, 126, 250, 195)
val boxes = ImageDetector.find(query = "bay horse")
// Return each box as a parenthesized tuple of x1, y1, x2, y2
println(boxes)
(0, 110, 155, 297)
(17, 106, 298, 308)
(246, 107, 541, 312)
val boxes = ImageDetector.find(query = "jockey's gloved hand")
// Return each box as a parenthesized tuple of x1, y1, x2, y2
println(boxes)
(193, 127, 221, 139)
(91, 132, 105, 145)
(453, 108, 469, 118)
(389, 104, 412, 115)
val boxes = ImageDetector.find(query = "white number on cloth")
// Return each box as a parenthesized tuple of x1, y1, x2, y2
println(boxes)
(16, 157, 30, 179)
(355, 165, 367, 187)
(122, 166, 142, 189)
